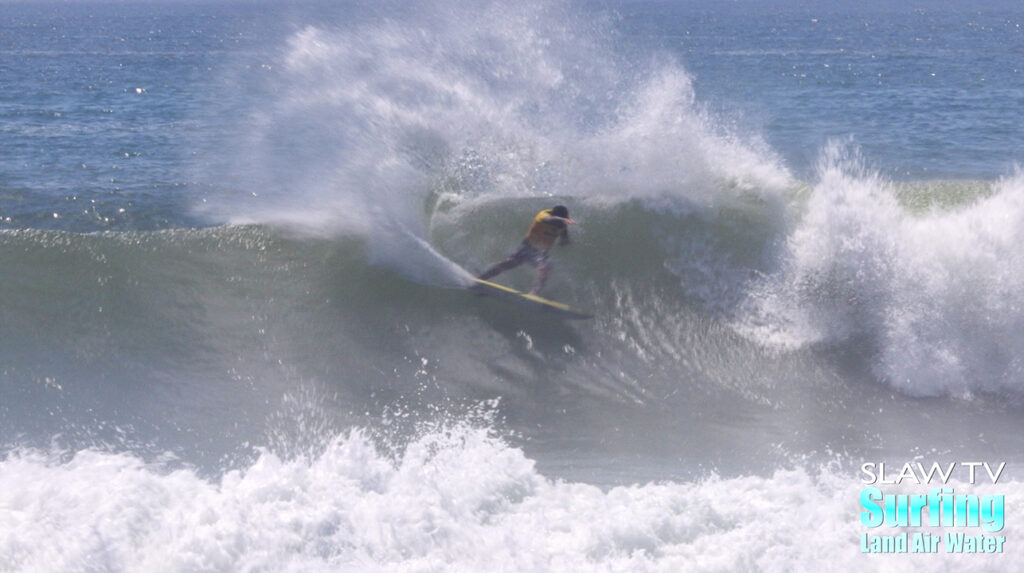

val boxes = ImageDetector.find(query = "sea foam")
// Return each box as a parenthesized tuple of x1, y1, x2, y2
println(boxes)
(3, 422, 1022, 572)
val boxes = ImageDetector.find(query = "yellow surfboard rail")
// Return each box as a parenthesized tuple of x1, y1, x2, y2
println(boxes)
(471, 279, 593, 320)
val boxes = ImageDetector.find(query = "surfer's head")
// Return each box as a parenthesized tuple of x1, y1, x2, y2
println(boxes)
(551, 205, 569, 218)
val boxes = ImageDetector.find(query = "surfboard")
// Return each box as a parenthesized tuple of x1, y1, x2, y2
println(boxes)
(470, 278, 593, 320)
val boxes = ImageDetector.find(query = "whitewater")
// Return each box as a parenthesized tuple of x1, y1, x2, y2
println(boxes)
(2, 0, 1024, 570)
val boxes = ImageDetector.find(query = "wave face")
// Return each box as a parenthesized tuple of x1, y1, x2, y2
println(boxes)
(6, 183, 1024, 474)
(4, 0, 1024, 570)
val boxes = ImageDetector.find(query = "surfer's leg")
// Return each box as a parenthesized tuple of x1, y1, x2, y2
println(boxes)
(478, 258, 518, 280)
(479, 242, 530, 280)
(529, 255, 551, 295)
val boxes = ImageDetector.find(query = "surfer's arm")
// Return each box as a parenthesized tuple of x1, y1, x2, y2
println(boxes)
(539, 215, 576, 226)
(546, 216, 574, 246)
(538, 215, 575, 245)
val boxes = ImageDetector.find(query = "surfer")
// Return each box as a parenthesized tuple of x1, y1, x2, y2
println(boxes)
(478, 205, 576, 294)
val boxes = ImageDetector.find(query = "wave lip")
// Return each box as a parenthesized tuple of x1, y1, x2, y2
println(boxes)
(739, 142, 1024, 397)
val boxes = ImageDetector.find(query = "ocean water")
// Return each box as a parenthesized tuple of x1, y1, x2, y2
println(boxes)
(2, 0, 1024, 570)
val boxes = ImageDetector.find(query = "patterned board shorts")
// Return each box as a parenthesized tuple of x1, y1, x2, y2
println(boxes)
(507, 240, 550, 268)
